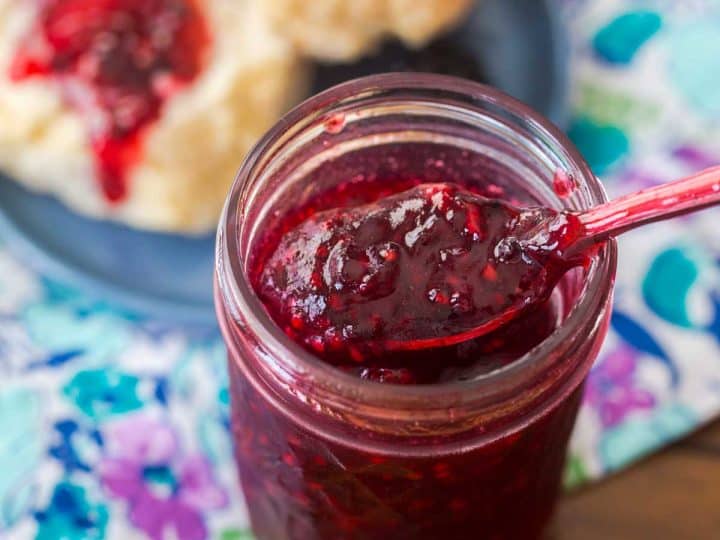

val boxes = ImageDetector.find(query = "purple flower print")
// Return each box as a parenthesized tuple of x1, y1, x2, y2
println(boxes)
(99, 414, 228, 540)
(585, 345, 656, 428)
(673, 145, 720, 172)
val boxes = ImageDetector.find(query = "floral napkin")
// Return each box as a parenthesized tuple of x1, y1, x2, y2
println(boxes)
(563, 0, 720, 486)
(1, 0, 720, 538)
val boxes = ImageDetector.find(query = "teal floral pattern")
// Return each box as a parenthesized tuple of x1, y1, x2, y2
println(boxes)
(598, 404, 697, 472)
(0, 262, 243, 538)
(568, 117, 630, 174)
(592, 10, 662, 64)
(35, 483, 108, 540)
(0, 388, 44, 529)
(1, 0, 720, 537)
(64, 369, 144, 419)
(566, 0, 720, 483)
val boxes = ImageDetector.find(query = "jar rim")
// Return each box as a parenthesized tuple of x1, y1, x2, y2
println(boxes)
(216, 73, 617, 420)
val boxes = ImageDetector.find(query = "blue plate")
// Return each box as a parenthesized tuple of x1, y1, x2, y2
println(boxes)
(0, 177, 216, 325)
(0, 0, 568, 325)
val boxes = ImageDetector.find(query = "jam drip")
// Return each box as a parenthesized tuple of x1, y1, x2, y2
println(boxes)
(257, 181, 585, 369)
(10, 0, 210, 202)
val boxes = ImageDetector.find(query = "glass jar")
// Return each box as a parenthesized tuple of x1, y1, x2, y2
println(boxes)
(215, 74, 617, 540)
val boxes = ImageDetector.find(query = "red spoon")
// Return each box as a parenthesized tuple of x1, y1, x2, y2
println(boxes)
(259, 167, 720, 357)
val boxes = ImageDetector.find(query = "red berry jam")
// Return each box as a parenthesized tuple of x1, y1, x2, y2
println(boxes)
(10, 0, 210, 202)
(254, 180, 585, 373)
(217, 77, 615, 540)
(228, 364, 583, 539)
(230, 175, 594, 539)
(220, 170, 607, 538)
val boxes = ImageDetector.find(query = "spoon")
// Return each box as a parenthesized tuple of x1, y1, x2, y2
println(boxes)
(259, 167, 720, 357)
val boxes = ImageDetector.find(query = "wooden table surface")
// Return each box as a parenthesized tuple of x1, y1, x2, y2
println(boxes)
(547, 421, 720, 539)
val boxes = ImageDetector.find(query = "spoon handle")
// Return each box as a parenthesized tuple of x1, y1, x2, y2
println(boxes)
(577, 166, 720, 243)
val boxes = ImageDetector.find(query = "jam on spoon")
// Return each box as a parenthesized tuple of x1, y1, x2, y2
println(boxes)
(258, 166, 720, 361)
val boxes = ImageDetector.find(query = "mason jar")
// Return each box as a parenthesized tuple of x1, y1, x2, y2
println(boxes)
(215, 74, 617, 540)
